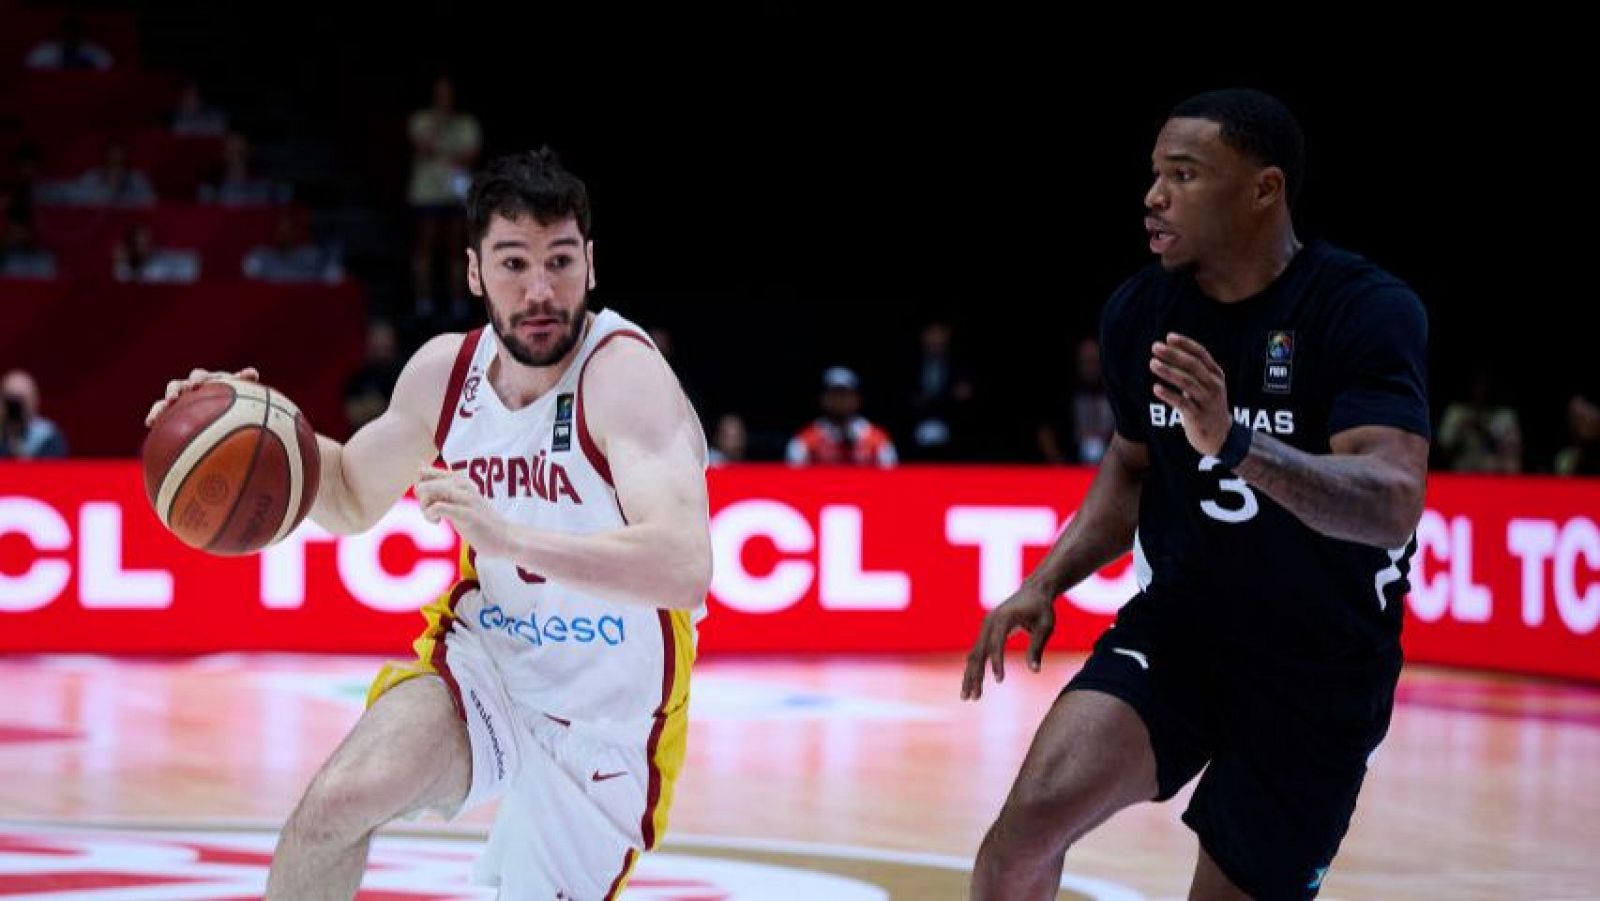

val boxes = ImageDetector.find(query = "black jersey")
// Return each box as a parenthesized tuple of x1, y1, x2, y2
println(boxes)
(1098, 240, 1430, 661)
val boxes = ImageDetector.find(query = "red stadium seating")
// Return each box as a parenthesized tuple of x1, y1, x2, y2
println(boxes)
(0, 278, 367, 455)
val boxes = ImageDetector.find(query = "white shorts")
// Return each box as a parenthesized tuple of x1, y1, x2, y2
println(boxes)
(443, 626, 652, 900)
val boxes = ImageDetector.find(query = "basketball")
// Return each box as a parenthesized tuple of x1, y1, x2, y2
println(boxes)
(141, 377, 321, 555)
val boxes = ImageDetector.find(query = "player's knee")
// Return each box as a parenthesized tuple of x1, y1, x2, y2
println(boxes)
(1002, 766, 1100, 845)
(975, 796, 1068, 877)
(290, 761, 400, 845)
(286, 791, 363, 848)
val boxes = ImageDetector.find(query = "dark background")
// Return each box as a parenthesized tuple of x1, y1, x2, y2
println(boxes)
(14, 4, 1588, 465)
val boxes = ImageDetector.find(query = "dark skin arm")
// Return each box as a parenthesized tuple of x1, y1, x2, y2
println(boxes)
(1150, 332, 1428, 549)
(960, 433, 1148, 699)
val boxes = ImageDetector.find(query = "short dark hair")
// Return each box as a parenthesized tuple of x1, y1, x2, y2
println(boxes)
(1170, 89, 1305, 206)
(466, 147, 592, 250)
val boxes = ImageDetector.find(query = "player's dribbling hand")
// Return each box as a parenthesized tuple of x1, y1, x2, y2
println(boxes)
(961, 584, 1057, 701)
(144, 367, 260, 427)
(415, 466, 512, 558)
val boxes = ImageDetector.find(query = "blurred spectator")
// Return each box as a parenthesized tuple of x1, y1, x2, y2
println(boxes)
(0, 220, 57, 279)
(708, 413, 747, 466)
(649, 324, 707, 418)
(408, 75, 481, 317)
(2, 143, 41, 228)
(343, 320, 404, 432)
(43, 142, 156, 207)
(903, 319, 976, 460)
(1038, 336, 1116, 464)
(199, 132, 288, 206)
(1437, 370, 1523, 473)
(1555, 393, 1600, 477)
(113, 224, 200, 283)
(0, 370, 68, 459)
(243, 211, 343, 283)
(787, 366, 897, 467)
(24, 15, 114, 71)
(172, 81, 229, 136)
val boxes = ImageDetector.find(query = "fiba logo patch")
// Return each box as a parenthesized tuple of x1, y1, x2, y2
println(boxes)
(552, 392, 574, 452)
(1263, 330, 1294, 394)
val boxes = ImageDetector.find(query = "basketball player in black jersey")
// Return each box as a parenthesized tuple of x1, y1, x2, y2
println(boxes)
(961, 89, 1430, 900)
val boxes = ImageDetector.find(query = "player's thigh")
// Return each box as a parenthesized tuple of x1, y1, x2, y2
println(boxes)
(1007, 688, 1158, 821)
(1059, 593, 1215, 802)
(304, 674, 471, 822)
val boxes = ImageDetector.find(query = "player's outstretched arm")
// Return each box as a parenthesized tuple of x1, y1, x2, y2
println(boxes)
(961, 434, 1148, 699)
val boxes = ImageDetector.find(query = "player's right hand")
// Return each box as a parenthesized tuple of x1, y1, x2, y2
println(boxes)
(961, 584, 1057, 701)
(144, 367, 259, 427)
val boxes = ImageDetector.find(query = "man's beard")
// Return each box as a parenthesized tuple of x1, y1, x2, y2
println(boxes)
(488, 296, 586, 367)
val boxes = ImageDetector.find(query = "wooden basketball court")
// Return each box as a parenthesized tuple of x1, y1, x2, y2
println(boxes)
(1, 653, 1596, 899)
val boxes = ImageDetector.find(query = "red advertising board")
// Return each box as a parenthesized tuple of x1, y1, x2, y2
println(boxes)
(2, 463, 1596, 681)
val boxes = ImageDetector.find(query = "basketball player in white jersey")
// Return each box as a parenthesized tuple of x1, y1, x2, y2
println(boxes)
(145, 148, 711, 900)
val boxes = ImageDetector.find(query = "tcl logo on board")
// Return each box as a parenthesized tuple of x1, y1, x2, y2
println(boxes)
(0, 496, 455, 614)
(1411, 510, 1600, 633)
(708, 501, 1133, 615)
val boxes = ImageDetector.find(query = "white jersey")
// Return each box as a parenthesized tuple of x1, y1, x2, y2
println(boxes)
(365, 309, 704, 890)
(431, 309, 702, 740)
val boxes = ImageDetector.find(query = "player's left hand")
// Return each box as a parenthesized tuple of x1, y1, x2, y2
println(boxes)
(1150, 332, 1231, 458)
(415, 466, 512, 558)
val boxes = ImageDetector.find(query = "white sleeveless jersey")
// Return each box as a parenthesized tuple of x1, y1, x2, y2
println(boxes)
(432, 309, 703, 740)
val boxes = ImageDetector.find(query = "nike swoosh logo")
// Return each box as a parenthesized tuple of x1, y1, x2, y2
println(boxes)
(591, 770, 626, 783)
(458, 404, 476, 419)
(1112, 647, 1149, 670)
(543, 713, 571, 727)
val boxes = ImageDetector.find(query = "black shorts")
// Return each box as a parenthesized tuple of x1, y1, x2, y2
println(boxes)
(1064, 590, 1401, 900)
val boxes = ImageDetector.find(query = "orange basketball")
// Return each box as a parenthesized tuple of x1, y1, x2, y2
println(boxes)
(141, 377, 321, 555)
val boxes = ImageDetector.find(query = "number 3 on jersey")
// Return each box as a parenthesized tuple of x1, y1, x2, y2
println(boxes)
(1199, 455, 1259, 523)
